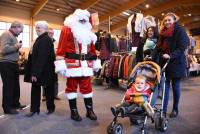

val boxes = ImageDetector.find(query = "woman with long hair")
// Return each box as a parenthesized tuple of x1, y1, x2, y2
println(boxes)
(153, 13, 187, 118)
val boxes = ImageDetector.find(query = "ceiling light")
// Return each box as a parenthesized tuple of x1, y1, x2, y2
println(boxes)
(16, 0, 20, 2)
(122, 11, 130, 16)
(56, 8, 60, 11)
(161, 13, 165, 16)
(188, 13, 192, 16)
(145, 4, 149, 8)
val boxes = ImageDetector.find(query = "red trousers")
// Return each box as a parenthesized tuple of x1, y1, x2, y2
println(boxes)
(66, 77, 92, 95)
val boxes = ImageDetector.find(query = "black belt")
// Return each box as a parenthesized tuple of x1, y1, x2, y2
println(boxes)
(65, 53, 97, 61)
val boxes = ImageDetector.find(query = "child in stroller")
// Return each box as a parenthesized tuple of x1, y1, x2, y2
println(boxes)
(111, 75, 154, 118)
(107, 61, 168, 134)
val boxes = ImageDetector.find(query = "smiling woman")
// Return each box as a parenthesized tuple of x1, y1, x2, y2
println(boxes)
(153, 12, 188, 118)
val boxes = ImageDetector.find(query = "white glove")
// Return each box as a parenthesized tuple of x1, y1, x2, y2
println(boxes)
(93, 59, 102, 72)
(54, 59, 67, 73)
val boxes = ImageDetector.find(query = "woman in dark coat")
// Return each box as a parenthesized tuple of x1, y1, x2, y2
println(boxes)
(136, 26, 159, 62)
(153, 13, 187, 118)
(24, 21, 56, 117)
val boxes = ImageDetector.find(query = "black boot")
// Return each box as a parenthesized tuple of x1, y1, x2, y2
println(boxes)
(84, 98, 97, 120)
(68, 99, 82, 121)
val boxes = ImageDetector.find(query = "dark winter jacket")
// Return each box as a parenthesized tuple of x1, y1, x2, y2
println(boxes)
(24, 32, 56, 85)
(153, 22, 187, 79)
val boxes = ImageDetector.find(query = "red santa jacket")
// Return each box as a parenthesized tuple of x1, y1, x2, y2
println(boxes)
(56, 26, 97, 77)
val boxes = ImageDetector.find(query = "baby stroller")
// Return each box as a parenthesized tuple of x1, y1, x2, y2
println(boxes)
(107, 60, 169, 134)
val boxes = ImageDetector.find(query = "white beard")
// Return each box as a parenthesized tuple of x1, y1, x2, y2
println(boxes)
(64, 15, 97, 47)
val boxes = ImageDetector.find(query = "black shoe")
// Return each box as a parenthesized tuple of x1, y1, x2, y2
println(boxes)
(71, 109, 82, 121)
(4, 109, 19, 115)
(46, 110, 55, 115)
(54, 96, 61, 100)
(169, 110, 178, 118)
(86, 109, 97, 120)
(26, 111, 39, 117)
(16, 104, 26, 110)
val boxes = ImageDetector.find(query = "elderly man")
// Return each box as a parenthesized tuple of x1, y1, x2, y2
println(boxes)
(56, 9, 101, 121)
(25, 21, 56, 117)
(0, 21, 26, 114)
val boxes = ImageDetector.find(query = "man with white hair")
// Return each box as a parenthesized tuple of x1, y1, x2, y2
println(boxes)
(25, 21, 56, 117)
(0, 21, 26, 114)
(56, 9, 100, 121)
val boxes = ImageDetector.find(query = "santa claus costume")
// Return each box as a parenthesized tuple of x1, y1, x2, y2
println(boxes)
(56, 9, 100, 121)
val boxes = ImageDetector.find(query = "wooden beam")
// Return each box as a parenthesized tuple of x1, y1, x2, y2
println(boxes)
(99, 0, 145, 23)
(79, 0, 101, 9)
(176, 8, 200, 17)
(185, 21, 200, 30)
(180, 16, 200, 25)
(31, 0, 49, 17)
(144, 0, 200, 16)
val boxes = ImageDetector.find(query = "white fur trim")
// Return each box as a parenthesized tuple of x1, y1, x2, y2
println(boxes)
(66, 93, 78, 100)
(81, 45, 88, 54)
(83, 92, 93, 98)
(73, 9, 90, 22)
(65, 67, 94, 77)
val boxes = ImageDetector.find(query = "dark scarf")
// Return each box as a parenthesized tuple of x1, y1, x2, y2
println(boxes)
(157, 24, 175, 54)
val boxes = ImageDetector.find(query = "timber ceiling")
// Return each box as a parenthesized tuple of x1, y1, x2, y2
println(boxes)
(0, 0, 200, 35)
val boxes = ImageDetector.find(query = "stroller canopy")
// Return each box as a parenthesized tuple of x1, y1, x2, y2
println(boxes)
(129, 61, 161, 86)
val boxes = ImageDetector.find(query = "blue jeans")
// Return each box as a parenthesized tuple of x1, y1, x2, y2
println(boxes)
(163, 78, 181, 113)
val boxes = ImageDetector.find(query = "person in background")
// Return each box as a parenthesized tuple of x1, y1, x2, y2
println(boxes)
(153, 13, 187, 118)
(0, 21, 26, 114)
(25, 21, 56, 117)
(42, 28, 61, 101)
(136, 26, 159, 62)
(56, 9, 101, 121)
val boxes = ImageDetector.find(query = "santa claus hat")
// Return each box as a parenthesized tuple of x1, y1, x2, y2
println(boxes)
(73, 9, 90, 22)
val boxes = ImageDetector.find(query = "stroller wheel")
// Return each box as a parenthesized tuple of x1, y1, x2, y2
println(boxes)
(107, 122, 123, 134)
(155, 113, 168, 132)
(160, 117, 168, 132)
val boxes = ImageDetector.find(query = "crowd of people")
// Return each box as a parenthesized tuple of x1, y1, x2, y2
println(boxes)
(0, 9, 188, 123)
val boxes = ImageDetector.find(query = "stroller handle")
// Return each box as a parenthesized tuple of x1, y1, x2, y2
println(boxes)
(161, 59, 170, 72)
